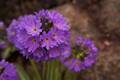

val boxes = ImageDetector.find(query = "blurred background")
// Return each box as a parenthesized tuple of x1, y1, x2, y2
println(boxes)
(0, 0, 120, 80)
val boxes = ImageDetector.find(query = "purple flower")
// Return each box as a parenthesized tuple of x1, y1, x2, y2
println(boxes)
(20, 44, 71, 61)
(0, 60, 17, 80)
(7, 15, 42, 60)
(35, 10, 70, 49)
(49, 44, 71, 58)
(7, 10, 70, 61)
(40, 31, 57, 50)
(21, 48, 47, 61)
(50, 28, 70, 45)
(36, 10, 70, 31)
(61, 36, 98, 72)
(18, 15, 42, 36)
(40, 28, 70, 49)
(47, 10, 70, 31)
(7, 19, 23, 50)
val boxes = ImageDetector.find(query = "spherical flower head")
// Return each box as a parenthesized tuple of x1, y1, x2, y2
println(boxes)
(0, 60, 17, 80)
(61, 36, 98, 72)
(7, 10, 71, 61)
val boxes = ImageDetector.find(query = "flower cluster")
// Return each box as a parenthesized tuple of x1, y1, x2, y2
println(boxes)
(7, 10, 70, 61)
(0, 60, 17, 80)
(61, 36, 98, 72)
(7, 9, 98, 72)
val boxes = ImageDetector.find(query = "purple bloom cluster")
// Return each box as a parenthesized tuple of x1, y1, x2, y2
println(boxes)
(7, 10, 70, 61)
(0, 60, 17, 80)
(61, 36, 98, 72)
(7, 9, 99, 73)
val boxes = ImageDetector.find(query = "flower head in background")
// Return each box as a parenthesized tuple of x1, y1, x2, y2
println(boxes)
(61, 36, 98, 72)
(0, 21, 5, 30)
(7, 10, 70, 61)
(0, 60, 17, 80)
(7, 19, 23, 50)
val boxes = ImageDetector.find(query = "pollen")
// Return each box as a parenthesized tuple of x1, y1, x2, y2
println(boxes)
(75, 61, 80, 64)
(33, 27, 37, 32)
(45, 38, 49, 43)
(32, 38, 36, 42)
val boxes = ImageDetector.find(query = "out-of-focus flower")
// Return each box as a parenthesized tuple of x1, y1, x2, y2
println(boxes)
(0, 41, 7, 49)
(61, 36, 98, 72)
(0, 60, 17, 80)
(7, 19, 23, 50)
(0, 21, 5, 30)
(7, 10, 70, 61)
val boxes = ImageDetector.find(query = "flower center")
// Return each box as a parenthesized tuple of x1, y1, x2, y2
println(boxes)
(45, 38, 49, 43)
(32, 38, 36, 43)
(0, 66, 5, 74)
(72, 45, 89, 60)
(40, 17, 53, 33)
(33, 27, 37, 32)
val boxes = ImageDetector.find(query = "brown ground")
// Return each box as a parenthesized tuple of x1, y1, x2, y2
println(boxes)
(55, 3, 120, 80)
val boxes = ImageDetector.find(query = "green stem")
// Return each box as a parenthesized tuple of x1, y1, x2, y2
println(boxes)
(46, 60, 61, 80)
(42, 61, 46, 80)
(46, 61, 50, 80)
(50, 61, 54, 80)
(30, 59, 41, 80)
